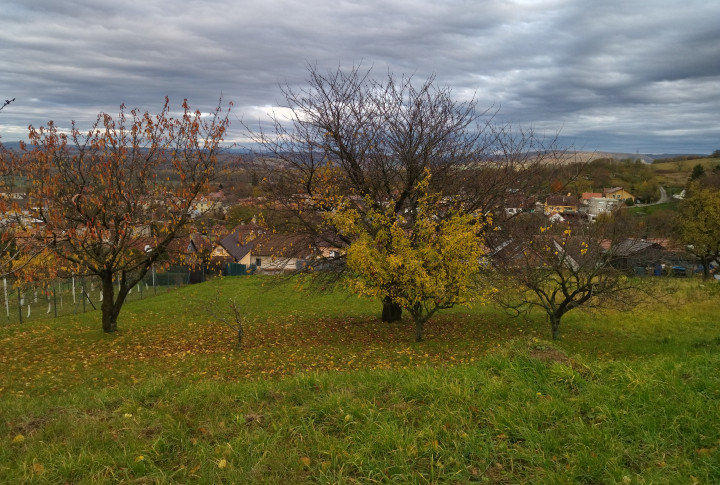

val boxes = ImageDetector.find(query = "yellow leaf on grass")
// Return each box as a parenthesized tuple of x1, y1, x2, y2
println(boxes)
(135, 455, 145, 463)
(33, 463, 45, 474)
(217, 459, 227, 469)
(12, 434, 25, 443)
(299, 456, 311, 467)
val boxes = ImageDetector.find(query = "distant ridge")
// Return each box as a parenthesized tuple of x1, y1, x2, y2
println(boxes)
(0, 140, 705, 162)
(561, 151, 706, 164)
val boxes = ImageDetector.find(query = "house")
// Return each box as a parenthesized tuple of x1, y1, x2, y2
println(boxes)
(544, 194, 579, 215)
(587, 197, 621, 220)
(580, 192, 603, 205)
(604, 238, 694, 275)
(210, 222, 342, 273)
(504, 195, 536, 216)
(603, 187, 635, 203)
(243, 234, 318, 273)
(210, 222, 264, 264)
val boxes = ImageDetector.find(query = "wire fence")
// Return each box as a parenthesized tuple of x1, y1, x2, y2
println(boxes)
(0, 265, 203, 326)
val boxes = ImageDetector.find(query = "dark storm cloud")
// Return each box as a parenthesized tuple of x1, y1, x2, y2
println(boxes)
(1, 0, 718, 153)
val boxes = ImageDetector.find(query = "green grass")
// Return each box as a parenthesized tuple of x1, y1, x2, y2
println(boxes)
(627, 200, 678, 217)
(2, 276, 720, 483)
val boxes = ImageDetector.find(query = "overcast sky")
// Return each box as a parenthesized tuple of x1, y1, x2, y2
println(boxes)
(1, 0, 718, 154)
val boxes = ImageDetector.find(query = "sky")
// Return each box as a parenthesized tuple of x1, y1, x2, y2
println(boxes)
(1, 0, 719, 155)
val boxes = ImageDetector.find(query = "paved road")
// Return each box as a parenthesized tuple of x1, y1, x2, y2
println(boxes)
(635, 184, 668, 207)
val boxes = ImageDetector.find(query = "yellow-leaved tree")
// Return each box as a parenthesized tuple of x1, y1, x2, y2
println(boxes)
(327, 176, 491, 342)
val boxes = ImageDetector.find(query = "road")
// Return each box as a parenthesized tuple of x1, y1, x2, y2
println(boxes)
(635, 184, 668, 207)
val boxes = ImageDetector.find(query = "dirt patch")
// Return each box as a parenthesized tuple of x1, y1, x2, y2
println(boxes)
(528, 347, 571, 365)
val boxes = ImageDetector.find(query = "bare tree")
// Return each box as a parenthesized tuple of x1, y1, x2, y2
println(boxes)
(250, 64, 567, 321)
(491, 218, 649, 340)
(206, 288, 245, 349)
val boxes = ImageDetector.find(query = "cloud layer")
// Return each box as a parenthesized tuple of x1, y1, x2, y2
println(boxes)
(2, 0, 719, 153)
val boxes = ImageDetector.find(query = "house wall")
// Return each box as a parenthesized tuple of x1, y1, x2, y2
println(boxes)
(211, 246, 230, 258)
(588, 197, 620, 216)
(544, 204, 576, 215)
(251, 254, 300, 272)
(606, 189, 634, 201)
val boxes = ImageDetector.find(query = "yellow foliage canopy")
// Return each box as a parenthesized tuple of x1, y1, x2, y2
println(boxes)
(325, 176, 492, 340)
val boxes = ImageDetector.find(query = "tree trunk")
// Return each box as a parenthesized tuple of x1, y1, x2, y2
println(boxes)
(414, 317, 426, 342)
(236, 324, 243, 350)
(702, 256, 711, 280)
(101, 273, 118, 333)
(100, 272, 132, 333)
(381, 296, 402, 322)
(550, 314, 562, 340)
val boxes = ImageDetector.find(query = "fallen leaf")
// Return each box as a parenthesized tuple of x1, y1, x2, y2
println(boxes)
(299, 456, 311, 467)
(217, 458, 227, 469)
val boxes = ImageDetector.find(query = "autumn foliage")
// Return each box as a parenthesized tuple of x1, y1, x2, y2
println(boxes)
(15, 98, 231, 332)
(327, 176, 491, 341)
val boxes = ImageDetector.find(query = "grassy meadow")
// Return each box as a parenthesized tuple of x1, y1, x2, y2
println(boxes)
(2, 276, 720, 483)
(651, 156, 720, 188)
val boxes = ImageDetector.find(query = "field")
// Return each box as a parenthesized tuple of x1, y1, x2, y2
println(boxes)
(2, 276, 720, 483)
(651, 157, 719, 188)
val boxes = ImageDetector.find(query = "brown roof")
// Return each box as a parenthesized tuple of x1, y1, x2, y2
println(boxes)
(217, 223, 264, 261)
(251, 234, 318, 260)
(545, 195, 579, 206)
(603, 187, 625, 195)
(581, 192, 603, 201)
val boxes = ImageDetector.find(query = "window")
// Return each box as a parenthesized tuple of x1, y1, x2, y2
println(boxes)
(255, 258, 261, 267)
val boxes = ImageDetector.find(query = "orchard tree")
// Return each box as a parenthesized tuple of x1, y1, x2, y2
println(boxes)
(251, 64, 567, 321)
(0, 120, 42, 278)
(677, 185, 720, 279)
(492, 221, 645, 340)
(20, 98, 231, 332)
(327, 177, 490, 341)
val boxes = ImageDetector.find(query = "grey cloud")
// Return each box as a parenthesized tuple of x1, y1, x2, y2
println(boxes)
(1, 0, 718, 153)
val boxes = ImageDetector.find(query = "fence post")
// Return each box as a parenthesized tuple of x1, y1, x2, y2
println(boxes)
(3, 277, 8, 319)
(53, 284, 57, 318)
(82, 278, 86, 313)
(17, 287, 22, 324)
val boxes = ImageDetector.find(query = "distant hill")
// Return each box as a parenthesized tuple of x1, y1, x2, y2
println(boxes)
(0, 139, 705, 163)
(565, 151, 654, 163)
(559, 151, 712, 164)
